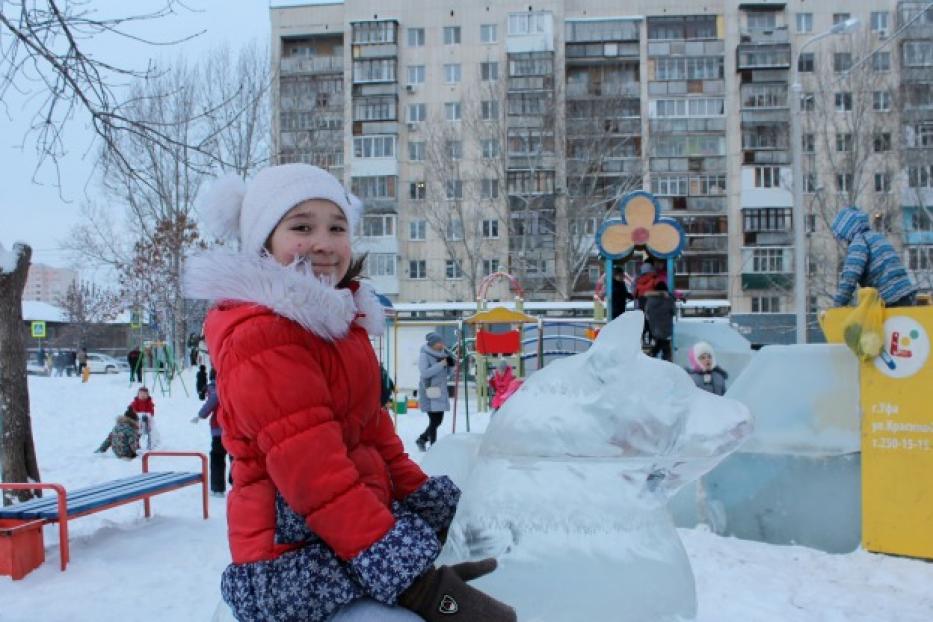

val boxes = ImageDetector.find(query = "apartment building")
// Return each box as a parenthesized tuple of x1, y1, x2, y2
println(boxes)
(22, 263, 77, 306)
(270, 0, 932, 340)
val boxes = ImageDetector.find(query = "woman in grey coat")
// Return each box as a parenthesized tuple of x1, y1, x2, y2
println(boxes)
(416, 332, 452, 451)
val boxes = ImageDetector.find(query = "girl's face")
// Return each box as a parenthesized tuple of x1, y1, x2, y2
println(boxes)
(137, 390, 149, 400)
(267, 199, 351, 282)
(697, 352, 714, 371)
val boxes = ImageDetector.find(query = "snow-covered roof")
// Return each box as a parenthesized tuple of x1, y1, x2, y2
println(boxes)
(22, 300, 66, 322)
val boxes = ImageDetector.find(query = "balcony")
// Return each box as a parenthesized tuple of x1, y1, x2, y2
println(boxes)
(742, 273, 792, 289)
(280, 56, 344, 75)
(566, 80, 640, 98)
(565, 42, 640, 62)
(736, 45, 791, 70)
(508, 75, 554, 92)
(684, 235, 728, 252)
(741, 108, 789, 124)
(674, 274, 728, 294)
(739, 26, 789, 45)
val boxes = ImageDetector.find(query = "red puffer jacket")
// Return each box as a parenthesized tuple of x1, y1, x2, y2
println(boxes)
(206, 300, 428, 563)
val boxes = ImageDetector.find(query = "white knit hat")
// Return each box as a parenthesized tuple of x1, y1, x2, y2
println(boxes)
(198, 164, 360, 254)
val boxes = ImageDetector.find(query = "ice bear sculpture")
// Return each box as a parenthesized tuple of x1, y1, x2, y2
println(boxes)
(421, 311, 752, 622)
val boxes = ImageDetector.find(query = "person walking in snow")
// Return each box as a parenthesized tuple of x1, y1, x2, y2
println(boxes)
(644, 281, 676, 362)
(830, 207, 917, 308)
(685, 341, 728, 396)
(127, 346, 143, 383)
(195, 364, 209, 400)
(95, 407, 140, 459)
(183, 164, 514, 622)
(416, 332, 453, 452)
(130, 387, 156, 450)
(191, 368, 228, 497)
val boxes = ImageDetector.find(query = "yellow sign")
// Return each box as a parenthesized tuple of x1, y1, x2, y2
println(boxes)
(30, 321, 46, 339)
(825, 305, 933, 559)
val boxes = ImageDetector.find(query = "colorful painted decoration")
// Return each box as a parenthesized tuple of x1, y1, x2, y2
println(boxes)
(596, 190, 686, 259)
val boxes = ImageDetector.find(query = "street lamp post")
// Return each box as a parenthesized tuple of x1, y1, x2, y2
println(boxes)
(790, 17, 860, 344)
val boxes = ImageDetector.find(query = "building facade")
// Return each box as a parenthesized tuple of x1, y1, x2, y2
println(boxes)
(22, 263, 77, 305)
(270, 0, 933, 333)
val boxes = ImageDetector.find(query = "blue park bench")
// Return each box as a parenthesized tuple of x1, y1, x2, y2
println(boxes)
(0, 451, 208, 579)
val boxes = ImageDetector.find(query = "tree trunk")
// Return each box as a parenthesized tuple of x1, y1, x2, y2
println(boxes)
(0, 243, 42, 504)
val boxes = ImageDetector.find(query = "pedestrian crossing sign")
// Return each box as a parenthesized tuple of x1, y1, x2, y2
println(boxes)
(31, 321, 46, 339)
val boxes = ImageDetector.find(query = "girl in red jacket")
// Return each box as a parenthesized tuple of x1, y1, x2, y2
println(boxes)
(130, 387, 156, 450)
(185, 164, 514, 622)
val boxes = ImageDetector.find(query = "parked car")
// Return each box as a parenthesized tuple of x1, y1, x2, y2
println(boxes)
(85, 353, 130, 374)
(26, 361, 51, 376)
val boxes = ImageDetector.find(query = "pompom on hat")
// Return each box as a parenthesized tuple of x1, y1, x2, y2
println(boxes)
(197, 164, 361, 255)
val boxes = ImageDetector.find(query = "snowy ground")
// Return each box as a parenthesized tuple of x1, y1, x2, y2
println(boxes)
(1, 372, 932, 621)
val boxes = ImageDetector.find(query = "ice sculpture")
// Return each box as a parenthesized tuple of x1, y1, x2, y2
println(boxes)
(421, 312, 752, 621)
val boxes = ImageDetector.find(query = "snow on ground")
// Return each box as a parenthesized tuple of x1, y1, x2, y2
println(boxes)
(1, 372, 932, 621)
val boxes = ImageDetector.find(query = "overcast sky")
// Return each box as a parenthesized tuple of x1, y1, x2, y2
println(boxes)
(0, 1, 273, 270)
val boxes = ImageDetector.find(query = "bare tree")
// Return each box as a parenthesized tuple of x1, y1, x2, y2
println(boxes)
(57, 280, 122, 346)
(801, 33, 902, 306)
(0, 243, 41, 502)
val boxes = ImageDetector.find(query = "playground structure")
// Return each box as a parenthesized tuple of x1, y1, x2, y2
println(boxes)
(130, 340, 189, 397)
(596, 190, 687, 322)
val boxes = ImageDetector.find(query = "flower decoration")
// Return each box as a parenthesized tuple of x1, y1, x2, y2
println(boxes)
(596, 191, 686, 259)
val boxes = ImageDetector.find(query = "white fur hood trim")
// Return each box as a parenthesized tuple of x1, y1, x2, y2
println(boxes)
(184, 249, 386, 341)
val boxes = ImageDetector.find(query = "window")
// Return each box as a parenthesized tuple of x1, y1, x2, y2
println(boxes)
(904, 42, 933, 67)
(482, 219, 499, 238)
(445, 259, 463, 279)
(832, 13, 851, 26)
(798, 52, 815, 73)
(409, 220, 427, 241)
(482, 259, 500, 276)
(481, 24, 497, 43)
(364, 253, 396, 277)
(647, 15, 716, 40)
(747, 12, 776, 31)
(445, 102, 462, 121)
(801, 93, 815, 112)
(909, 123, 933, 147)
(407, 27, 425, 47)
(835, 133, 853, 152)
(446, 219, 464, 241)
(654, 56, 723, 80)
(742, 84, 788, 108)
(443, 26, 461, 45)
(751, 296, 782, 313)
(360, 215, 395, 238)
(908, 165, 933, 188)
(907, 246, 933, 272)
(444, 63, 461, 83)
(804, 173, 818, 194)
(796, 12, 813, 33)
(445, 179, 463, 199)
(409, 260, 427, 279)
(834, 53, 852, 73)
(652, 175, 688, 196)
(482, 139, 500, 159)
(752, 248, 787, 273)
(407, 65, 425, 85)
(409, 141, 425, 161)
(481, 100, 499, 120)
(803, 133, 815, 153)
(835, 92, 853, 112)
(743, 208, 792, 233)
(353, 58, 396, 83)
(480, 179, 499, 199)
(409, 181, 426, 200)
(481, 62, 499, 81)
(353, 21, 396, 44)
(652, 97, 724, 118)
(754, 167, 781, 188)
(508, 12, 548, 36)
(873, 133, 892, 152)
(909, 210, 933, 232)
(871, 11, 889, 34)
(836, 173, 853, 192)
(353, 135, 396, 158)
(408, 103, 427, 123)
(353, 96, 396, 122)
(874, 172, 892, 193)
(351, 176, 397, 199)
(873, 91, 892, 112)
(872, 51, 891, 72)
(445, 140, 462, 160)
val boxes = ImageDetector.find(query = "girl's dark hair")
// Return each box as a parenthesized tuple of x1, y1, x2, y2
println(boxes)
(124, 406, 138, 419)
(337, 254, 368, 289)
